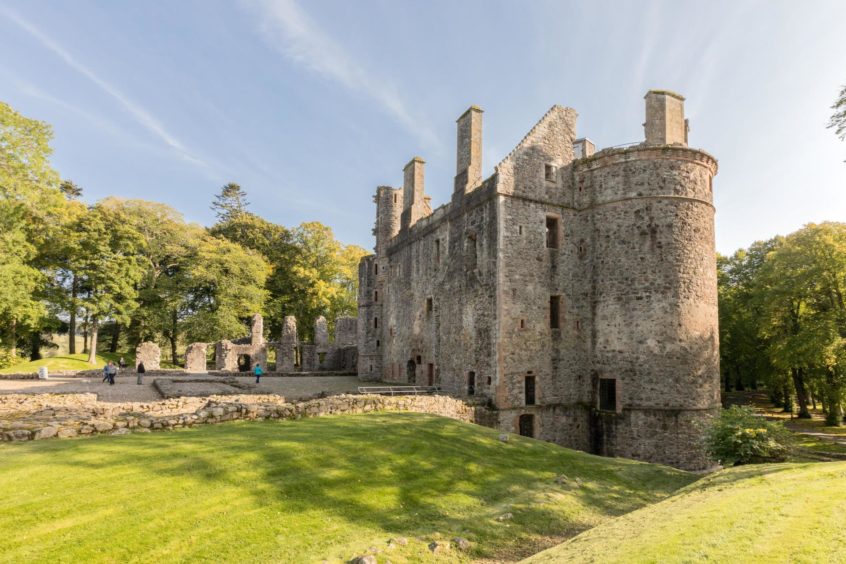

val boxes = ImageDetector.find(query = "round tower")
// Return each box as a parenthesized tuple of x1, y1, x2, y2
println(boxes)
(574, 91, 720, 470)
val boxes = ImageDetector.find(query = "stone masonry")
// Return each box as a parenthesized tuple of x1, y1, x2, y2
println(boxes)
(135, 341, 161, 371)
(358, 90, 720, 470)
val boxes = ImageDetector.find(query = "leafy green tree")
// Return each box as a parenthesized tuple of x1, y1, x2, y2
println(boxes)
(210, 211, 296, 337)
(0, 101, 63, 357)
(706, 406, 792, 465)
(181, 234, 269, 343)
(59, 180, 83, 199)
(69, 204, 146, 364)
(211, 182, 249, 222)
(98, 198, 199, 361)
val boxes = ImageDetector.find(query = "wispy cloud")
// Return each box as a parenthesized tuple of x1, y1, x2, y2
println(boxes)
(245, 0, 440, 150)
(1, 7, 214, 172)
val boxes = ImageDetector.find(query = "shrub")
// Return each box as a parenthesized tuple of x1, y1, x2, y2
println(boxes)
(0, 348, 15, 370)
(706, 406, 792, 465)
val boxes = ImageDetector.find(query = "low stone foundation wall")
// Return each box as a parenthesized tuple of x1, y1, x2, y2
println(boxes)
(0, 369, 356, 380)
(0, 393, 493, 442)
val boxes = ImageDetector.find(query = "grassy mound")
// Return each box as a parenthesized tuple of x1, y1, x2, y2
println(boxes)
(526, 461, 846, 563)
(0, 413, 693, 562)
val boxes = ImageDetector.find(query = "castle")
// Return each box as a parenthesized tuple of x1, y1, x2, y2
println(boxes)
(357, 90, 720, 470)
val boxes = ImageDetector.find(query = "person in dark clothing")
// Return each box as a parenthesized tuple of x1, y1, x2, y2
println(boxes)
(136, 362, 146, 385)
(106, 361, 117, 385)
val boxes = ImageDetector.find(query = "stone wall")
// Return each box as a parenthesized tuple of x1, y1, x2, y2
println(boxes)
(0, 393, 492, 442)
(135, 341, 161, 371)
(185, 343, 208, 373)
(357, 90, 720, 470)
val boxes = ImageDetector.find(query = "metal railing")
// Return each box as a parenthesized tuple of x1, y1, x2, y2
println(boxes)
(358, 385, 440, 396)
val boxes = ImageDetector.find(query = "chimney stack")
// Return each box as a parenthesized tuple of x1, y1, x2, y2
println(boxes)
(644, 90, 687, 146)
(455, 105, 483, 195)
(400, 157, 426, 230)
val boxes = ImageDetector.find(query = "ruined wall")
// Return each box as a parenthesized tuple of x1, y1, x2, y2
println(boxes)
(381, 182, 499, 397)
(135, 342, 161, 371)
(185, 343, 208, 373)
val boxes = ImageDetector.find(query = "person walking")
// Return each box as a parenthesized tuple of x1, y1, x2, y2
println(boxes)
(102, 363, 110, 383)
(119, 357, 126, 369)
(253, 362, 263, 384)
(106, 361, 117, 386)
(136, 361, 146, 385)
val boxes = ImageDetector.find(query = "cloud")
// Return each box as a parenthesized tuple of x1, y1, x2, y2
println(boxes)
(1, 7, 214, 172)
(245, 0, 439, 150)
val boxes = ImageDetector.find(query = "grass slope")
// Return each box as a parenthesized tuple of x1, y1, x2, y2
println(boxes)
(0, 413, 693, 562)
(526, 461, 846, 563)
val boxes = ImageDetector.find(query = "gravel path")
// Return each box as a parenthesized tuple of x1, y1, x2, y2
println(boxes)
(0, 375, 364, 403)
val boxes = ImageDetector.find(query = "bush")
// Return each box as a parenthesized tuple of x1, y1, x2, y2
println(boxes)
(706, 406, 793, 465)
(0, 348, 15, 370)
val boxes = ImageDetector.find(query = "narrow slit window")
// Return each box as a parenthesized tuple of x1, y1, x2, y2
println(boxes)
(525, 376, 536, 406)
(467, 371, 476, 396)
(435, 239, 440, 263)
(374, 290, 378, 302)
(544, 164, 555, 182)
(599, 378, 617, 411)
(374, 317, 378, 329)
(426, 297, 433, 315)
(546, 216, 559, 249)
(550, 295, 561, 329)
(520, 319, 525, 329)
(374, 263, 378, 275)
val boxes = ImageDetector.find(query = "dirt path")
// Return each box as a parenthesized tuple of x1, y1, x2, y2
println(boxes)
(0, 375, 364, 403)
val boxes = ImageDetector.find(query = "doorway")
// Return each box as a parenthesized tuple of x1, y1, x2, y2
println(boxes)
(518, 414, 535, 438)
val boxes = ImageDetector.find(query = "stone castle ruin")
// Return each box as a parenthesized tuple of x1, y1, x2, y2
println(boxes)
(185, 313, 357, 373)
(357, 90, 720, 470)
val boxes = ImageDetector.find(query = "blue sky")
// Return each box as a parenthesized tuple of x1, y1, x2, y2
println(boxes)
(1, 0, 844, 254)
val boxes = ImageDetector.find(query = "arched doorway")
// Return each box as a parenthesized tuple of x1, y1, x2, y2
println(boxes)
(406, 360, 416, 384)
(237, 354, 252, 372)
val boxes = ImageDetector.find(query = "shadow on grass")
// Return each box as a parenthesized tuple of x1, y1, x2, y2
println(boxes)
(3, 413, 696, 560)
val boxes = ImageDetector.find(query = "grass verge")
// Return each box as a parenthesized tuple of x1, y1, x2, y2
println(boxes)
(525, 461, 846, 563)
(0, 412, 693, 562)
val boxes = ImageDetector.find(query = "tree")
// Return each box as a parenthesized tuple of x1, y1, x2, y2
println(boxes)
(830, 84, 846, 142)
(69, 204, 146, 364)
(99, 198, 198, 362)
(181, 234, 269, 343)
(0, 101, 63, 357)
(211, 182, 249, 221)
(59, 180, 83, 199)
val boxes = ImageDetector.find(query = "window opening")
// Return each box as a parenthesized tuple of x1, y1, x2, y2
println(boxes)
(467, 371, 476, 396)
(525, 375, 536, 405)
(546, 216, 559, 249)
(544, 164, 555, 182)
(550, 295, 561, 329)
(599, 378, 617, 411)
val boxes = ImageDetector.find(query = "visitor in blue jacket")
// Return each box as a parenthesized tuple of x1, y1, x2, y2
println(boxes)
(254, 362, 263, 384)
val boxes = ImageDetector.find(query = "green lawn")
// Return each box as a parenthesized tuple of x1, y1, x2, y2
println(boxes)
(0, 413, 693, 563)
(526, 461, 846, 563)
(0, 352, 180, 374)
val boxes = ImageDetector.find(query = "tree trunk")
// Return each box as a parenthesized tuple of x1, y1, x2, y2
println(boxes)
(782, 383, 793, 413)
(68, 277, 77, 354)
(824, 369, 843, 426)
(792, 367, 811, 418)
(8, 319, 16, 358)
(82, 315, 89, 354)
(734, 363, 745, 391)
(170, 310, 178, 364)
(87, 318, 99, 365)
(109, 323, 120, 353)
(29, 331, 42, 361)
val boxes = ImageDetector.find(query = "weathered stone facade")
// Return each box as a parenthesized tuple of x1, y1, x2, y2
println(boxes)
(135, 341, 161, 371)
(184, 343, 208, 373)
(358, 90, 720, 470)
